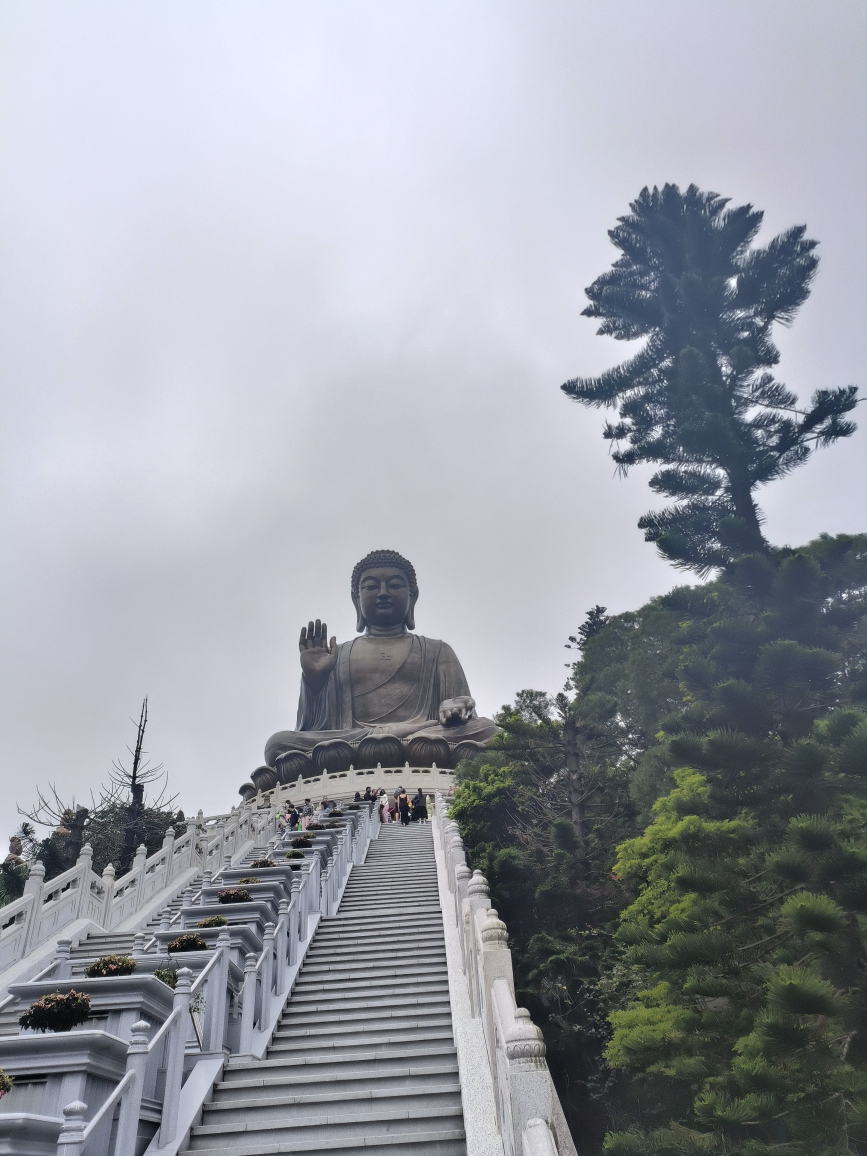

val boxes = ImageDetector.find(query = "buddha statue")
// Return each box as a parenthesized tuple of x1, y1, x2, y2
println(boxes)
(250, 550, 498, 791)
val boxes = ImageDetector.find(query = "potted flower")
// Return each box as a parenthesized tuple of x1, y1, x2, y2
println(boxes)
(285, 850, 304, 860)
(85, 954, 137, 978)
(291, 837, 312, 848)
(19, 990, 91, 1033)
(237, 877, 260, 885)
(153, 968, 178, 989)
(196, 915, 229, 928)
(307, 822, 325, 831)
(250, 859, 275, 869)
(0, 1069, 13, 1098)
(217, 888, 252, 904)
(167, 933, 208, 953)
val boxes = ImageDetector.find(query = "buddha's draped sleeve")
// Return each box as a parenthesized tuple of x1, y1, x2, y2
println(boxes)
(431, 640, 472, 712)
(296, 641, 354, 730)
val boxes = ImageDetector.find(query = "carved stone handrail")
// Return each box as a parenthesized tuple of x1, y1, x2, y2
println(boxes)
(433, 792, 577, 1156)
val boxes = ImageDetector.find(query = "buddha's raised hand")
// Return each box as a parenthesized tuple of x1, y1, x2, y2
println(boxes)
(299, 619, 338, 686)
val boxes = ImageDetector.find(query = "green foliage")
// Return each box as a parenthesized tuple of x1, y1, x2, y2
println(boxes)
(84, 954, 136, 978)
(0, 1068, 13, 1098)
(167, 933, 208, 953)
(452, 532, 867, 1153)
(19, 990, 91, 1033)
(153, 968, 178, 988)
(217, 888, 252, 904)
(196, 915, 229, 928)
(562, 183, 858, 573)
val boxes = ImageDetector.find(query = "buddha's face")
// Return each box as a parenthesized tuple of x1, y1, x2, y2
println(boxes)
(357, 566, 413, 629)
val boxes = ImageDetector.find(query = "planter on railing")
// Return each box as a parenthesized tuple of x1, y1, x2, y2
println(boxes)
(19, 989, 91, 1033)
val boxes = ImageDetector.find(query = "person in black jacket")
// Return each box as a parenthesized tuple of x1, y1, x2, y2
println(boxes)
(397, 788, 411, 826)
(411, 789, 427, 824)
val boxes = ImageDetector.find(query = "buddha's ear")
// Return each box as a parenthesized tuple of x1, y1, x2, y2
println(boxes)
(406, 591, 417, 631)
(352, 592, 365, 633)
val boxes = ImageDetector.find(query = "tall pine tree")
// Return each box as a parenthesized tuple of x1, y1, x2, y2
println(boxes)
(562, 184, 858, 574)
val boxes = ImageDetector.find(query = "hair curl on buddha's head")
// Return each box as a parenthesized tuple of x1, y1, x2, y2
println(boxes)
(351, 550, 418, 599)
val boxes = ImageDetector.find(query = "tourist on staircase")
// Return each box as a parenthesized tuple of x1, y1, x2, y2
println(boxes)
(412, 787, 428, 824)
(397, 787, 411, 826)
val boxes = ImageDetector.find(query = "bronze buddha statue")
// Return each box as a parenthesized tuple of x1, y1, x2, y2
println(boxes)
(246, 550, 497, 793)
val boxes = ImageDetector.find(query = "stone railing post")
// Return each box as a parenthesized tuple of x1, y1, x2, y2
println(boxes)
(159, 967, 192, 1147)
(114, 1019, 151, 1156)
(276, 901, 289, 992)
(289, 878, 300, 965)
(56, 1099, 88, 1155)
(500, 994, 552, 1154)
(261, 923, 276, 1011)
(478, 907, 515, 1055)
(73, 844, 95, 920)
(205, 929, 231, 1053)
(162, 826, 176, 881)
(238, 952, 257, 1056)
(185, 818, 198, 868)
(21, 860, 46, 955)
(55, 938, 73, 980)
(101, 863, 116, 926)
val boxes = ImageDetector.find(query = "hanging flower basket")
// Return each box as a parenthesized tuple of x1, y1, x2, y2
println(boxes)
(153, 968, 178, 989)
(307, 822, 325, 831)
(237, 877, 260, 885)
(196, 915, 229, 928)
(250, 859, 276, 869)
(167, 933, 208, 953)
(217, 888, 252, 905)
(85, 955, 137, 979)
(0, 1069, 13, 1098)
(19, 990, 91, 1033)
(291, 837, 312, 848)
(285, 850, 304, 859)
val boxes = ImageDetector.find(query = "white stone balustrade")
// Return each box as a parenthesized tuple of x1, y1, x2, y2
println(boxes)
(433, 793, 576, 1156)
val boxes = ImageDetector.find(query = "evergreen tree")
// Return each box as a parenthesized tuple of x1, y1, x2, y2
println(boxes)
(599, 539, 867, 1154)
(562, 184, 859, 573)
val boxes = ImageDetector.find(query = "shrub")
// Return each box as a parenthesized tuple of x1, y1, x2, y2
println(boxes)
(19, 990, 91, 1033)
(196, 915, 228, 928)
(167, 933, 208, 953)
(84, 954, 137, 979)
(153, 968, 177, 989)
(285, 850, 304, 860)
(217, 888, 252, 904)
(250, 859, 275, 869)
(291, 837, 312, 848)
(0, 1068, 13, 1098)
(237, 877, 260, 885)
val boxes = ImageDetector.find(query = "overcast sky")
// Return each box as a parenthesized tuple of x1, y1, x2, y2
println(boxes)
(0, 0, 864, 843)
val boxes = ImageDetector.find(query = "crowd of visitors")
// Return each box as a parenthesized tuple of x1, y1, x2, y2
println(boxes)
(274, 785, 431, 834)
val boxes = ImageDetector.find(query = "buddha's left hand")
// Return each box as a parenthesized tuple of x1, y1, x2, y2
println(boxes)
(438, 697, 477, 726)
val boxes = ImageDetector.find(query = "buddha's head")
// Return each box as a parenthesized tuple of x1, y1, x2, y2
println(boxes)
(351, 549, 418, 633)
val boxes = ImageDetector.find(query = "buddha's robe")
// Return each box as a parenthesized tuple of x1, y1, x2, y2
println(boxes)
(264, 633, 497, 767)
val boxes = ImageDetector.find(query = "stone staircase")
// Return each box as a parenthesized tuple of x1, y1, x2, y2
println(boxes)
(188, 822, 466, 1156)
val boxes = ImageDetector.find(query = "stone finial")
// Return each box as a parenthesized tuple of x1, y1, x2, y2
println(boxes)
(163, 827, 175, 845)
(102, 862, 116, 883)
(480, 907, 509, 948)
(127, 1020, 151, 1053)
(467, 870, 490, 902)
(132, 932, 146, 959)
(57, 1100, 88, 1151)
(174, 966, 192, 993)
(76, 842, 93, 865)
(505, 1007, 546, 1061)
(455, 863, 471, 887)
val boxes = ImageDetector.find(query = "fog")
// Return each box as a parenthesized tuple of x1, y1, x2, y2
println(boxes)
(0, 0, 864, 840)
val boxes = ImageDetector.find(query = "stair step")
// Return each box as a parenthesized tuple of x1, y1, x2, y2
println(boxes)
(188, 1127, 466, 1156)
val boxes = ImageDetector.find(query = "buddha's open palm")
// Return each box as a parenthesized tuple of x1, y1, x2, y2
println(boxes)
(299, 619, 338, 685)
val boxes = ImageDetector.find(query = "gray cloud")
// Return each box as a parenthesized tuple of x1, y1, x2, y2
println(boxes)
(0, 0, 864, 838)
